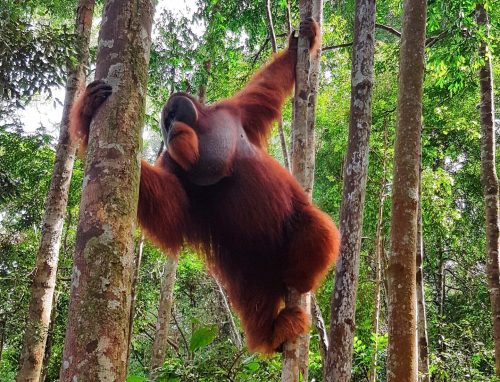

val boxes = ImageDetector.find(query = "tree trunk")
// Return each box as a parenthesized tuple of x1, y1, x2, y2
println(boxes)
(40, 291, 60, 382)
(214, 278, 243, 350)
(15, 2, 95, 381)
(368, 114, 389, 382)
(59, 1, 154, 380)
(150, 257, 179, 372)
(303, 0, 322, 195)
(282, 0, 319, 380)
(198, 60, 211, 104)
(436, 248, 446, 356)
(285, 1, 293, 36)
(477, 3, 500, 377)
(368, 241, 384, 382)
(126, 234, 145, 370)
(311, 294, 328, 367)
(386, 1, 427, 380)
(416, 173, 430, 382)
(324, 1, 375, 381)
(0, 318, 5, 362)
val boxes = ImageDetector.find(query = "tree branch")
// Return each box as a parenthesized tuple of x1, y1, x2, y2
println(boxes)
(322, 42, 353, 51)
(375, 23, 401, 37)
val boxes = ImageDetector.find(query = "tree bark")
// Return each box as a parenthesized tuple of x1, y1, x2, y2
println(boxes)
(324, 1, 375, 381)
(15, 2, 95, 381)
(477, 3, 500, 378)
(150, 257, 179, 372)
(296, 2, 324, 379)
(126, 234, 145, 370)
(311, 294, 328, 367)
(40, 291, 60, 382)
(303, 0, 322, 195)
(386, 1, 427, 380)
(282, 0, 318, 380)
(59, 1, 154, 380)
(416, 172, 430, 382)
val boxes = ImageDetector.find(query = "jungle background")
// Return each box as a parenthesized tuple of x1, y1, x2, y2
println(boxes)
(1, 0, 499, 381)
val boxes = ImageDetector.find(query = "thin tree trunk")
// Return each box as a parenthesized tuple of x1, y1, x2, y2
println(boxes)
(278, 122, 291, 171)
(368, 114, 389, 382)
(0, 318, 5, 362)
(324, 1, 375, 381)
(416, 172, 430, 382)
(214, 278, 243, 350)
(150, 257, 179, 372)
(289, 0, 313, 191)
(40, 291, 60, 382)
(295, 3, 323, 380)
(286, 0, 293, 36)
(59, 1, 154, 380)
(15, 2, 95, 381)
(477, 3, 500, 377)
(282, 289, 306, 382)
(198, 60, 211, 104)
(126, 234, 145, 370)
(282, 1, 316, 380)
(368, 241, 384, 382)
(386, 0, 427, 380)
(265, 0, 290, 171)
(303, 0, 322, 195)
(311, 294, 328, 367)
(436, 248, 446, 356)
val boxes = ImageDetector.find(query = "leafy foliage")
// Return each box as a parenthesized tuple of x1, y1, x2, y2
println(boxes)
(0, 1, 77, 116)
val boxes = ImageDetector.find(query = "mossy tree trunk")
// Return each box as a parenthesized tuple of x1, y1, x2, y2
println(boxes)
(15, 1, 95, 381)
(324, 1, 375, 381)
(59, 0, 154, 380)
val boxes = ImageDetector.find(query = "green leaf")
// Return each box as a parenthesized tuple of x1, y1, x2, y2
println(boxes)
(245, 361, 260, 372)
(126, 376, 147, 382)
(189, 324, 218, 352)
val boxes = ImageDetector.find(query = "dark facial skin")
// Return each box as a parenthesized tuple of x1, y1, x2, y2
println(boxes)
(161, 95, 198, 145)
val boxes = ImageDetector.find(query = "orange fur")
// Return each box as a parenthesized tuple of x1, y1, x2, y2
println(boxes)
(68, 94, 90, 155)
(137, 159, 187, 255)
(68, 19, 337, 354)
(309, 19, 321, 56)
(283, 205, 340, 293)
(271, 306, 311, 350)
(220, 18, 321, 148)
(166, 122, 199, 170)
